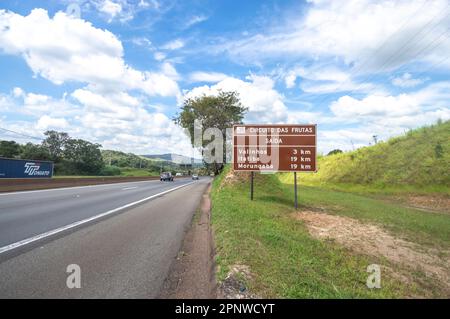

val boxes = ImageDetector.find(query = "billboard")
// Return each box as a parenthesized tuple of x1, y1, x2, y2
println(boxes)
(233, 124, 317, 172)
(0, 158, 54, 178)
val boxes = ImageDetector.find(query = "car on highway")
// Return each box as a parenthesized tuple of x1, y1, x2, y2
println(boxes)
(160, 172, 174, 181)
(192, 174, 199, 180)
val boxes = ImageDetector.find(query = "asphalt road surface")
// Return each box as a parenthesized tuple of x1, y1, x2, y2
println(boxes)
(0, 177, 211, 298)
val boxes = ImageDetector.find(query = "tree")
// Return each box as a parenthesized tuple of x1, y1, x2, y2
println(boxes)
(63, 139, 104, 174)
(434, 142, 443, 159)
(20, 143, 51, 160)
(174, 91, 247, 174)
(327, 149, 343, 156)
(42, 130, 70, 161)
(0, 140, 21, 158)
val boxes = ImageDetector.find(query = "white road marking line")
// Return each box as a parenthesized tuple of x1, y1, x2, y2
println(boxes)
(0, 181, 196, 255)
(0, 179, 166, 196)
(122, 186, 138, 191)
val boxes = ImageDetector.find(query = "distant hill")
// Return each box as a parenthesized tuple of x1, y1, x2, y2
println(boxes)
(143, 153, 203, 165)
(282, 120, 449, 188)
(101, 149, 165, 170)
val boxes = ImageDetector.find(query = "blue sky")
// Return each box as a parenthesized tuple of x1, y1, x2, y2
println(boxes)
(0, 0, 449, 156)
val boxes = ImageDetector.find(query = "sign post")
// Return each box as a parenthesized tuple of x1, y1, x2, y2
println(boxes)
(294, 172, 298, 209)
(233, 124, 317, 208)
(250, 171, 254, 200)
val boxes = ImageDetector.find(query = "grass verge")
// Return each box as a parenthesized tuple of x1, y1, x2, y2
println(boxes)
(211, 166, 450, 298)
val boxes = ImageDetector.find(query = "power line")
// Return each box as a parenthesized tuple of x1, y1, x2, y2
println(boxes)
(348, 0, 431, 78)
(0, 127, 44, 141)
(305, 1, 450, 108)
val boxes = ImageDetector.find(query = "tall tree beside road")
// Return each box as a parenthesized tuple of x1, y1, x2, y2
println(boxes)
(20, 143, 51, 161)
(174, 91, 247, 174)
(63, 139, 104, 175)
(0, 140, 21, 158)
(43, 130, 70, 162)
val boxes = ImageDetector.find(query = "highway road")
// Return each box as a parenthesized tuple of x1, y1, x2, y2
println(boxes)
(0, 177, 211, 298)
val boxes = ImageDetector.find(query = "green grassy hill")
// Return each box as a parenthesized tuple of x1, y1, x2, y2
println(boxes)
(282, 120, 449, 193)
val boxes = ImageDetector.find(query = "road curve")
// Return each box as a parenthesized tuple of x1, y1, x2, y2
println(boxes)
(0, 178, 211, 298)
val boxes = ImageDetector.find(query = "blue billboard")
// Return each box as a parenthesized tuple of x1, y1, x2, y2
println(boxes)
(0, 158, 54, 178)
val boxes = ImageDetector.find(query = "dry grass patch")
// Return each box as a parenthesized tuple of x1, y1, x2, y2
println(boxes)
(293, 210, 450, 296)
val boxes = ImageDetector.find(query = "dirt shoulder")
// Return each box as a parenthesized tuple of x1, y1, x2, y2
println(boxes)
(0, 176, 160, 193)
(159, 183, 217, 299)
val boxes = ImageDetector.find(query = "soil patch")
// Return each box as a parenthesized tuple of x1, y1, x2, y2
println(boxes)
(293, 210, 450, 295)
(404, 195, 450, 214)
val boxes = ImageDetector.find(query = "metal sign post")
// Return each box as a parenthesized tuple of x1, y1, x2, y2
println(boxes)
(250, 171, 254, 200)
(294, 172, 298, 209)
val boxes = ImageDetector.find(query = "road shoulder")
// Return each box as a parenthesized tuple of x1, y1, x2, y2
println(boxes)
(159, 183, 217, 299)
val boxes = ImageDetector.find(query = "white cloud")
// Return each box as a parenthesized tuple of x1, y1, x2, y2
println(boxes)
(131, 36, 152, 48)
(161, 39, 185, 50)
(185, 74, 288, 123)
(154, 51, 166, 61)
(36, 115, 69, 130)
(284, 71, 297, 89)
(218, 0, 450, 71)
(12, 87, 24, 98)
(98, 0, 123, 20)
(1, 87, 197, 156)
(392, 73, 426, 88)
(88, 0, 155, 23)
(185, 15, 208, 28)
(330, 94, 420, 118)
(330, 82, 450, 120)
(323, 82, 450, 152)
(0, 9, 180, 98)
(0, 9, 195, 155)
(4, 88, 80, 118)
(189, 71, 228, 83)
(283, 65, 380, 94)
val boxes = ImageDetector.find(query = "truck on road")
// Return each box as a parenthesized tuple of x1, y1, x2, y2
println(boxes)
(0, 157, 54, 178)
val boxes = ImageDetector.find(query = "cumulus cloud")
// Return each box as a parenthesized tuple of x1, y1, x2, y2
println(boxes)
(0, 9, 180, 97)
(324, 82, 450, 152)
(36, 115, 69, 130)
(330, 82, 450, 120)
(189, 71, 228, 83)
(0, 8, 195, 156)
(392, 73, 426, 88)
(1, 87, 197, 156)
(185, 75, 289, 123)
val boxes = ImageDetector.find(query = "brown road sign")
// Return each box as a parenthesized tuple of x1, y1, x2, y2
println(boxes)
(233, 124, 317, 172)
